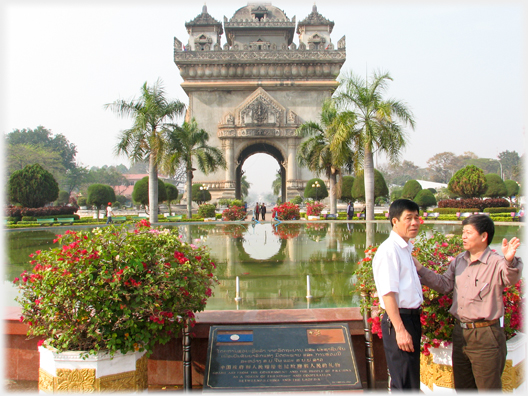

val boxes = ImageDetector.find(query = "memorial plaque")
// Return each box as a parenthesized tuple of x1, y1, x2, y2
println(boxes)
(203, 323, 361, 392)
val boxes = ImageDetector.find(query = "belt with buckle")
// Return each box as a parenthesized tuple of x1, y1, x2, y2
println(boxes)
(399, 308, 422, 315)
(459, 319, 499, 329)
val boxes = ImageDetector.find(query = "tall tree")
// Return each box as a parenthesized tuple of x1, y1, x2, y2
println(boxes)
(162, 118, 226, 220)
(426, 152, 461, 183)
(333, 71, 415, 220)
(296, 98, 355, 215)
(272, 171, 282, 196)
(105, 79, 185, 223)
(241, 175, 251, 199)
(6, 143, 65, 179)
(498, 150, 521, 180)
(378, 160, 421, 186)
(6, 126, 77, 171)
(63, 165, 90, 195)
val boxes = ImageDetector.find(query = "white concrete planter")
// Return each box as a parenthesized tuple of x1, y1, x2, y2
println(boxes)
(420, 332, 525, 393)
(38, 345, 148, 393)
(307, 215, 320, 220)
(203, 217, 217, 222)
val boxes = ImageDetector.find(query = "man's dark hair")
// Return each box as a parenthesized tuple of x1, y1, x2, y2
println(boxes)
(462, 214, 495, 245)
(389, 199, 420, 224)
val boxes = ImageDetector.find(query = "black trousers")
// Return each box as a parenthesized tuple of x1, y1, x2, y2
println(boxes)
(381, 312, 422, 391)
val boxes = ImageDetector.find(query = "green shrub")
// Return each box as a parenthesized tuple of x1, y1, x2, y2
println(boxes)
(483, 173, 507, 198)
(290, 196, 303, 205)
(198, 204, 216, 218)
(402, 180, 422, 200)
(340, 176, 355, 201)
(8, 163, 59, 208)
(304, 178, 328, 201)
(22, 216, 37, 222)
(352, 170, 388, 202)
(230, 199, 244, 208)
(483, 207, 518, 214)
(191, 183, 211, 204)
(414, 189, 437, 210)
(53, 214, 80, 220)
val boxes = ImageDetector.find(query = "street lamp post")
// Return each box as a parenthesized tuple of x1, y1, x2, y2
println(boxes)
(489, 158, 503, 179)
(200, 184, 208, 203)
(312, 181, 320, 202)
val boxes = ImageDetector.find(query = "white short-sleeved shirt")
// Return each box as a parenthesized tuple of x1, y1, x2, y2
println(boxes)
(372, 230, 423, 310)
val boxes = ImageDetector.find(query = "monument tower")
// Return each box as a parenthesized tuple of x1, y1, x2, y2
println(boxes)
(174, 3, 346, 202)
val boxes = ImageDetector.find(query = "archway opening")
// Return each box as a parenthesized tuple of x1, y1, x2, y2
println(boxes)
(237, 143, 285, 205)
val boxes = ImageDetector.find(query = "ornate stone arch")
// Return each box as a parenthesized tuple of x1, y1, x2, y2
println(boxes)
(217, 87, 303, 201)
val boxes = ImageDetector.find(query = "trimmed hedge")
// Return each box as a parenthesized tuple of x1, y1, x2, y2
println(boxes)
(432, 208, 480, 214)
(483, 207, 518, 214)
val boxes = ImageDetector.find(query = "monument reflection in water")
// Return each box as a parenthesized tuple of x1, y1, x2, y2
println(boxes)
(4, 222, 523, 311)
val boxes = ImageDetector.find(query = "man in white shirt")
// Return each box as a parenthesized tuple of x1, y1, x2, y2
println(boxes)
(372, 199, 423, 390)
(106, 202, 115, 224)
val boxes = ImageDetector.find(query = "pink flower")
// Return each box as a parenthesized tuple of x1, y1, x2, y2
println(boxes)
(37, 340, 45, 347)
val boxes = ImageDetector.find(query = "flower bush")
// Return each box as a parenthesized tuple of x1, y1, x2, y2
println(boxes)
(306, 202, 325, 217)
(272, 223, 302, 240)
(13, 220, 218, 357)
(222, 224, 247, 239)
(305, 223, 328, 241)
(353, 230, 524, 355)
(222, 205, 246, 221)
(272, 202, 300, 220)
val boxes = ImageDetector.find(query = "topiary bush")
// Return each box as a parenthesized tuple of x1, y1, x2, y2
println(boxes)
(402, 180, 422, 200)
(483, 173, 507, 198)
(8, 163, 59, 208)
(352, 170, 389, 202)
(448, 165, 487, 198)
(304, 178, 328, 201)
(340, 176, 355, 201)
(414, 189, 437, 210)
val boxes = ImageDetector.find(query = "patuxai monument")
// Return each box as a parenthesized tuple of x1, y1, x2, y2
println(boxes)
(173, 3, 346, 202)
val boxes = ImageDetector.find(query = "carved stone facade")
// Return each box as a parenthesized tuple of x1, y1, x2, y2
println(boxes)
(174, 4, 345, 201)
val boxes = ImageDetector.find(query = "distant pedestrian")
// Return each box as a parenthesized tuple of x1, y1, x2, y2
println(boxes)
(260, 203, 267, 221)
(347, 202, 355, 220)
(254, 202, 260, 221)
(106, 202, 114, 224)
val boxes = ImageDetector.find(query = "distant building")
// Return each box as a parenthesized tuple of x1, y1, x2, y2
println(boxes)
(416, 180, 447, 190)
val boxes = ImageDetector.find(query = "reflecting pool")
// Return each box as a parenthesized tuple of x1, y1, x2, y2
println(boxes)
(4, 222, 524, 310)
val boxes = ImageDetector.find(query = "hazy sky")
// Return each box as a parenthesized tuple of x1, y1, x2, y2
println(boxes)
(1, 0, 526, 196)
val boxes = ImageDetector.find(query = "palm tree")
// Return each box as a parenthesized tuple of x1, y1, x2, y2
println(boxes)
(272, 171, 282, 196)
(241, 175, 251, 199)
(163, 118, 226, 220)
(333, 71, 416, 220)
(105, 79, 185, 223)
(296, 99, 355, 215)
